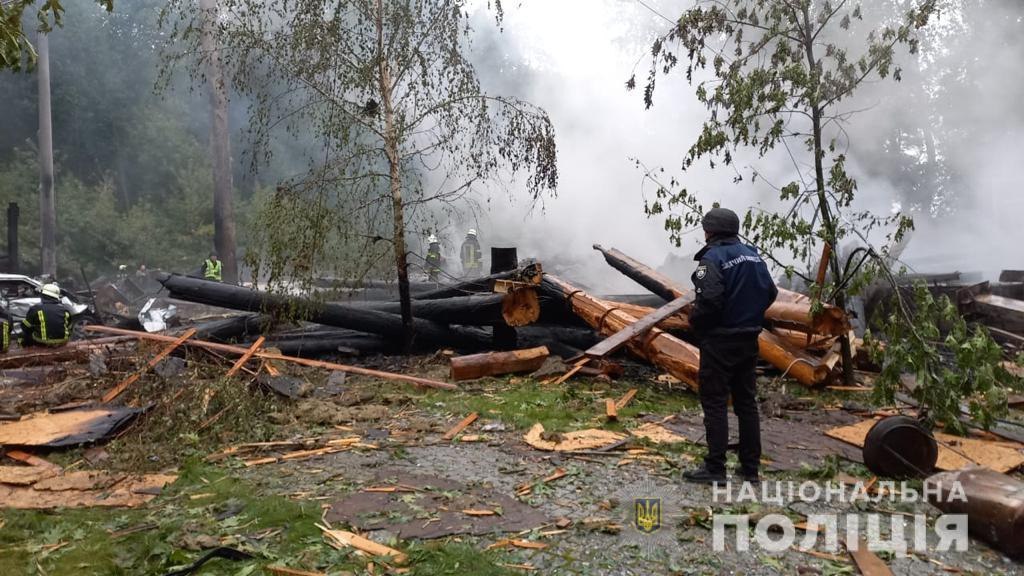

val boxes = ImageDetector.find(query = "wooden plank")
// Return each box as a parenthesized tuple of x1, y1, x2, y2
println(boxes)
(553, 358, 590, 385)
(615, 389, 638, 410)
(102, 328, 197, 402)
(442, 412, 479, 440)
(605, 399, 618, 421)
(85, 325, 456, 390)
(226, 335, 265, 378)
(846, 538, 894, 576)
(583, 295, 692, 360)
(4, 449, 61, 470)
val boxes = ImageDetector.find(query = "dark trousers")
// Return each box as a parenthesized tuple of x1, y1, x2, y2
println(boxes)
(698, 334, 761, 475)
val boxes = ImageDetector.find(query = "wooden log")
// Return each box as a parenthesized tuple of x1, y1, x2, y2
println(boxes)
(85, 325, 457, 390)
(157, 273, 480, 348)
(414, 269, 521, 300)
(594, 244, 849, 336)
(540, 275, 700, 389)
(592, 300, 690, 331)
(344, 292, 539, 327)
(593, 244, 691, 303)
(449, 346, 550, 381)
(191, 313, 265, 342)
(584, 295, 692, 359)
(101, 328, 197, 402)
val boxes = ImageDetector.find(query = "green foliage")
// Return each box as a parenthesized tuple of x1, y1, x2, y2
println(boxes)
(0, 0, 112, 71)
(866, 283, 1022, 434)
(160, 0, 558, 293)
(0, 149, 256, 278)
(0, 461, 346, 575)
(632, 0, 935, 296)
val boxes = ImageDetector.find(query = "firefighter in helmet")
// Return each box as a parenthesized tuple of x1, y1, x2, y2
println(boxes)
(21, 283, 71, 347)
(459, 229, 482, 277)
(425, 234, 443, 282)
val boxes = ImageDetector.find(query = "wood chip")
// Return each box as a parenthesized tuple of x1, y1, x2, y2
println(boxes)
(321, 527, 407, 564)
(630, 422, 686, 444)
(487, 539, 547, 550)
(442, 412, 479, 441)
(463, 509, 497, 516)
(605, 399, 618, 421)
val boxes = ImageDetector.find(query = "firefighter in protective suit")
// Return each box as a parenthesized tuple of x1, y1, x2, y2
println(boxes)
(21, 283, 71, 347)
(460, 229, 482, 277)
(683, 207, 777, 485)
(425, 235, 443, 282)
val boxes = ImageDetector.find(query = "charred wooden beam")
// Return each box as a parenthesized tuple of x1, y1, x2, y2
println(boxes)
(157, 273, 481, 349)
(344, 292, 538, 327)
(593, 244, 848, 336)
(593, 244, 690, 303)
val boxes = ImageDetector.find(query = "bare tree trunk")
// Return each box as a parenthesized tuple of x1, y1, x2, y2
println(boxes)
(376, 0, 414, 350)
(801, 6, 855, 385)
(37, 32, 56, 278)
(199, 0, 238, 284)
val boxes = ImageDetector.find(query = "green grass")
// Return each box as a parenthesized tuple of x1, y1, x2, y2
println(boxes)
(0, 460, 526, 576)
(415, 376, 699, 433)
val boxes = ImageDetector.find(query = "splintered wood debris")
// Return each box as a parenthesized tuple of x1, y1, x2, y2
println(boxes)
(0, 406, 145, 447)
(0, 469, 177, 509)
(826, 418, 1024, 473)
(319, 526, 408, 564)
(630, 422, 687, 444)
(523, 423, 626, 452)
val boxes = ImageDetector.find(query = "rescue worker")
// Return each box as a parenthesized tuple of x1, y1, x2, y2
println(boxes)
(21, 283, 71, 347)
(683, 207, 777, 485)
(425, 235, 443, 282)
(0, 309, 10, 353)
(460, 229, 482, 277)
(202, 252, 223, 282)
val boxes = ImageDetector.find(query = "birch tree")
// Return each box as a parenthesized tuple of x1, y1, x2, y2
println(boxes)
(632, 0, 936, 384)
(162, 0, 557, 348)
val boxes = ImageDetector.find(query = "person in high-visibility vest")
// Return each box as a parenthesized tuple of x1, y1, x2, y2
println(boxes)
(21, 283, 70, 348)
(459, 229, 482, 277)
(425, 234, 443, 282)
(202, 252, 223, 282)
(0, 313, 10, 353)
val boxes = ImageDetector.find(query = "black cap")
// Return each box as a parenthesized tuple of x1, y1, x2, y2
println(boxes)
(701, 207, 740, 235)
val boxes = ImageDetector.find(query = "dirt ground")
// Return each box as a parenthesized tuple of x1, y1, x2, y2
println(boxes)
(1, 350, 1022, 575)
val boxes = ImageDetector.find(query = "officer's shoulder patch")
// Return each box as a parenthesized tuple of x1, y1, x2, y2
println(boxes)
(695, 265, 707, 280)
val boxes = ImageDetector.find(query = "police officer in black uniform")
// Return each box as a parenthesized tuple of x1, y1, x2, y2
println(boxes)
(683, 207, 778, 485)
